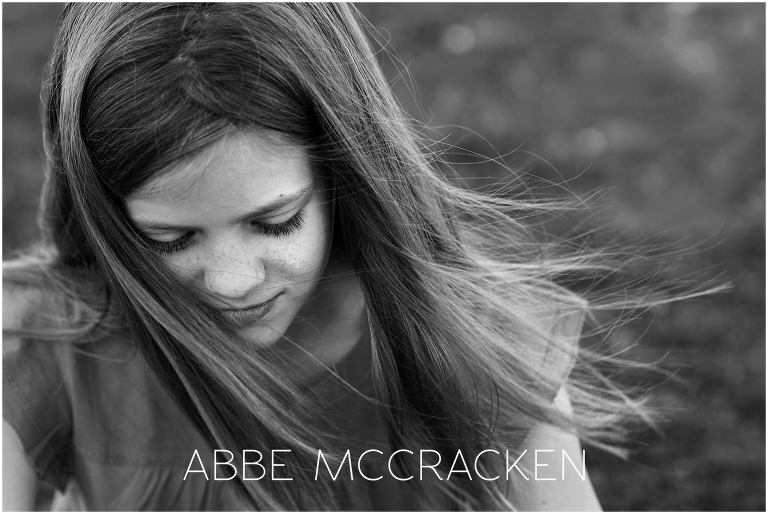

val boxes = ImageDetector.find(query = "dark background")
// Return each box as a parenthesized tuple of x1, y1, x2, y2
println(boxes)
(3, 3, 764, 511)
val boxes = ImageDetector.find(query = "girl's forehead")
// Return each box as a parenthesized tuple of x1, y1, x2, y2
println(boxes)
(130, 132, 314, 203)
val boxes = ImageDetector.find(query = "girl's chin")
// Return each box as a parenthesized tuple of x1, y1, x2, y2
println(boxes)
(239, 324, 287, 349)
(235, 298, 297, 348)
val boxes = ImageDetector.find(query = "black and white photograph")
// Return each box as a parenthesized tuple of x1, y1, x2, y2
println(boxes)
(2, 3, 764, 511)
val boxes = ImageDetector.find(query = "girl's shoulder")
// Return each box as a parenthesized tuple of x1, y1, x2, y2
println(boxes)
(3, 281, 42, 326)
(3, 258, 117, 341)
(544, 295, 587, 355)
(3, 281, 49, 352)
(2, 270, 135, 372)
(530, 293, 588, 394)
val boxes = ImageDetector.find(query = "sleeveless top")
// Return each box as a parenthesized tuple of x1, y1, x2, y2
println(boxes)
(3, 296, 584, 510)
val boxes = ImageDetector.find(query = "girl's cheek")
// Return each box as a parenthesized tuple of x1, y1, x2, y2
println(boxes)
(278, 236, 329, 279)
(284, 198, 332, 276)
(163, 253, 204, 284)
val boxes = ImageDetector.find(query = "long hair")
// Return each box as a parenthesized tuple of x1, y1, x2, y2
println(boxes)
(3, 2, 721, 510)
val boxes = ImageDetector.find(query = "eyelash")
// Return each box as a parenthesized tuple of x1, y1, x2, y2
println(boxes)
(258, 209, 306, 238)
(145, 210, 306, 255)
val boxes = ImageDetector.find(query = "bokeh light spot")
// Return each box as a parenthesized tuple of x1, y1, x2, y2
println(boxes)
(675, 41, 717, 74)
(443, 24, 477, 55)
(574, 128, 608, 159)
(668, 3, 700, 17)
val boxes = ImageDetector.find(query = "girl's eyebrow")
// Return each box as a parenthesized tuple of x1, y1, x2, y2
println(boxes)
(132, 184, 313, 231)
(233, 183, 313, 224)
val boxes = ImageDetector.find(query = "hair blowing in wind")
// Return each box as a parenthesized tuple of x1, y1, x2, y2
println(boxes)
(2, 3, 726, 510)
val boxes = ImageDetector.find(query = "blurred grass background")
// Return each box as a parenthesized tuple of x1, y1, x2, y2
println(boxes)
(3, 3, 764, 511)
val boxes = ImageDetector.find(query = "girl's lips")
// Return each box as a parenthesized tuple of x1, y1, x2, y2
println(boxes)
(220, 294, 280, 326)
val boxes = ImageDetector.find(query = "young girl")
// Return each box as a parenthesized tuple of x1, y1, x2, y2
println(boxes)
(4, 3, 657, 510)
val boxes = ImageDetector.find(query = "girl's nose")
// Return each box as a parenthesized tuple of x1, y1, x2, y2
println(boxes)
(202, 244, 265, 301)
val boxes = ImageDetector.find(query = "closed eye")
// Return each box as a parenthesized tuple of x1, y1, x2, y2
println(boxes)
(144, 231, 195, 254)
(142, 209, 306, 255)
(254, 209, 306, 237)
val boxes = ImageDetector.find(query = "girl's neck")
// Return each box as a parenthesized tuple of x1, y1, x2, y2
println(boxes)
(273, 249, 367, 384)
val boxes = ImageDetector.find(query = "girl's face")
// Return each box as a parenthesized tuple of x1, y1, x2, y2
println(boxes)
(126, 131, 333, 347)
